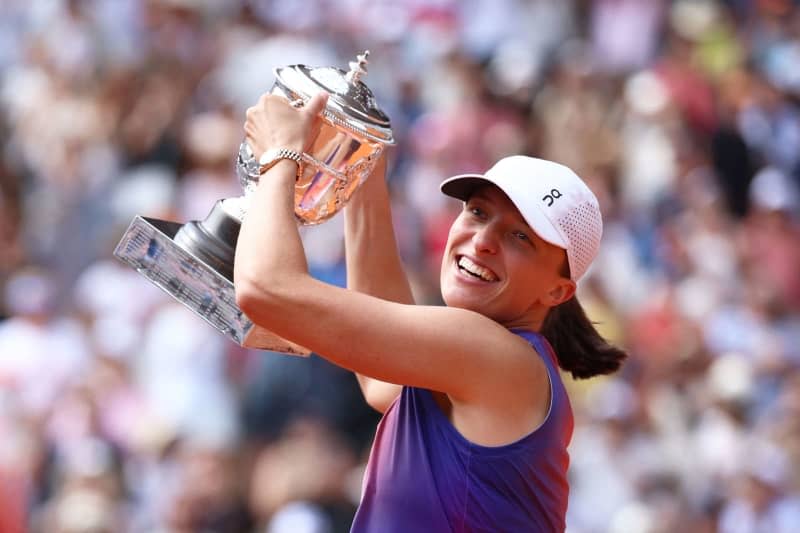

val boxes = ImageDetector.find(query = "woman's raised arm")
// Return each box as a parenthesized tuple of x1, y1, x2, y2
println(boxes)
(344, 154, 411, 412)
(233, 93, 543, 409)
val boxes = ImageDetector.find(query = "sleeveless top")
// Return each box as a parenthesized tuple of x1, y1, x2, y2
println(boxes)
(351, 330, 574, 533)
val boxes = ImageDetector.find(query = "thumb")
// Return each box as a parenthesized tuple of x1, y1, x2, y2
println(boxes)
(304, 91, 329, 118)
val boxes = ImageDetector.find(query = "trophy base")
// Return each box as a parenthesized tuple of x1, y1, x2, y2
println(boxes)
(114, 215, 310, 356)
(173, 200, 241, 281)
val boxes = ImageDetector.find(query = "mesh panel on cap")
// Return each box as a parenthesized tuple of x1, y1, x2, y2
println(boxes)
(557, 201, 602, 281)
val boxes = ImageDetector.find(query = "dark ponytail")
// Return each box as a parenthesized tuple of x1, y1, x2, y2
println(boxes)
(540, 296, 627, 379)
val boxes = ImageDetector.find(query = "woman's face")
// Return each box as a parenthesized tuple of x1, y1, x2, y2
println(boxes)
(440, 185, 574, 330)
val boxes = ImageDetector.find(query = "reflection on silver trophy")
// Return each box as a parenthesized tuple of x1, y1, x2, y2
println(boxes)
(114, 52, 395, 354)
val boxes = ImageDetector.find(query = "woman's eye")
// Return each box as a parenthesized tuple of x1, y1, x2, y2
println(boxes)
(514, 231, 530, 242)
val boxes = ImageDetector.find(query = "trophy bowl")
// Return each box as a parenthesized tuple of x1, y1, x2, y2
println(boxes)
(235, 50, 394, 225)
(114, 51, 394, 354)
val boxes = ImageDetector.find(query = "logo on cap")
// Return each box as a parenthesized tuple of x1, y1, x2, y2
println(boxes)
(542, 189, 562, 207)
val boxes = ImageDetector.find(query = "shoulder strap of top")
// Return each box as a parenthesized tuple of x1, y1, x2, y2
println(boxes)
(512, 329, 560, 373)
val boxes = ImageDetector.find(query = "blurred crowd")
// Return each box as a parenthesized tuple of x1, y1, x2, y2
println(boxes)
(1, 0, 800, 532)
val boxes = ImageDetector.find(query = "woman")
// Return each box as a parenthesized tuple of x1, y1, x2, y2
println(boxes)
(234, 92, 626, 532)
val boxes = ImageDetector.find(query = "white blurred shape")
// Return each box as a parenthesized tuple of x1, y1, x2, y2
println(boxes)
(268, 501, 332, 533)
(110, 164, 177, 222)
(625, 70, 670, 117)
(609, 501, 655, 533)
(707, 353, 754, 403)
(749, 166, 800, 213)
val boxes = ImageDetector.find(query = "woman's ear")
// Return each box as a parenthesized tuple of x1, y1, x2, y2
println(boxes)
(546, 278, 576, 307)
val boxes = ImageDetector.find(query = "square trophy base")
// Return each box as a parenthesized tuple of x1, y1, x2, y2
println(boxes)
(114, 215, 310, 356)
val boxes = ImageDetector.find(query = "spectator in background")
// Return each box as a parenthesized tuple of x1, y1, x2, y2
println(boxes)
(0, 1, 799, 531)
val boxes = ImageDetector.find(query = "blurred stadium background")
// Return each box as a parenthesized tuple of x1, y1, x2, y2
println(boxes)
(1, 0, 800, 532)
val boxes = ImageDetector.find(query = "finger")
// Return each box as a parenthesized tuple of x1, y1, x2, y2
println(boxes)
(304, 91, 329, 117)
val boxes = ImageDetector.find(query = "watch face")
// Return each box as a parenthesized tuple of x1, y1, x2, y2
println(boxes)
(258, 148, 278, 167)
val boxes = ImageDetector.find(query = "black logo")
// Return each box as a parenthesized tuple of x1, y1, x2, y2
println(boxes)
(542, 189, 562, 207)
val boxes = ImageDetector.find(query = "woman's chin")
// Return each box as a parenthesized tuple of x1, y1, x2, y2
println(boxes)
(442, 289, 488, 314)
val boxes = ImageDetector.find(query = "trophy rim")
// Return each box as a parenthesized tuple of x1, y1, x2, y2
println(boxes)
(273, 64, 396, 145)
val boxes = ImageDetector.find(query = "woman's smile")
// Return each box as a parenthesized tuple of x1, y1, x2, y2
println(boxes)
(455, 255, 499, 283)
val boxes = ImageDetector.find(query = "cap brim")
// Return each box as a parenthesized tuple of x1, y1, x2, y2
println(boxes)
(439, 173, 568, 251)
(440, 174, 493, 201)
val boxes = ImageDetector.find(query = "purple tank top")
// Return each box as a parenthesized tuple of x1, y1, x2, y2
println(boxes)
(351, 330, 574, 532)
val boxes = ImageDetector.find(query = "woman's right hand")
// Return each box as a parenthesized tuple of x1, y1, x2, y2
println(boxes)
(244, 91, 329, 159)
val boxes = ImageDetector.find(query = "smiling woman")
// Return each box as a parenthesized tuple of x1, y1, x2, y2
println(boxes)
(440, 184, 578, 330)
(233, 92, 627, 533)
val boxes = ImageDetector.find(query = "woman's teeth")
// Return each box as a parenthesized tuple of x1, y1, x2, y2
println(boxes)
(458, 256, 498, 282)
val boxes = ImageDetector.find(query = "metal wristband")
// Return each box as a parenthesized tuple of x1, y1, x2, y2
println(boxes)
(258, 148, 304, 179)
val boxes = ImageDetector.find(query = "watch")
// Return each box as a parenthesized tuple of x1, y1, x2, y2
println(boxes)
(258, 147, 304, 178)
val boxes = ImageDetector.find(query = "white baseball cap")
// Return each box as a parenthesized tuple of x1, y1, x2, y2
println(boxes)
(440, 156, 603, 281)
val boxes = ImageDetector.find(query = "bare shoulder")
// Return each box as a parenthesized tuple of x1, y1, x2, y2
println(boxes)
(447, 330, 552, 447)
(469, 328, 550, 407)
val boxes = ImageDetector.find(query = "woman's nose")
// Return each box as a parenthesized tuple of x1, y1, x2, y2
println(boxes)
(472, 226, 499, 254)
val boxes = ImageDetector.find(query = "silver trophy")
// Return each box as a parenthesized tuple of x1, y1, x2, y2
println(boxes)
(114, 52, 394, 355)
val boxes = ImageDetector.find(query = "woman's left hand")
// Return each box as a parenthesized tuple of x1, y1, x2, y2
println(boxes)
(244, 91, 329, 159)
